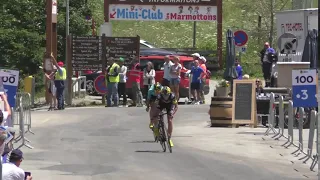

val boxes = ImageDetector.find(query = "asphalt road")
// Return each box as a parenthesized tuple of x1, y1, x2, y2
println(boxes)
(19, 106, 312, 180)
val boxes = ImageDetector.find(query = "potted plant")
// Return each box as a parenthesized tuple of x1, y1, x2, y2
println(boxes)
(215, 79, 230, 97)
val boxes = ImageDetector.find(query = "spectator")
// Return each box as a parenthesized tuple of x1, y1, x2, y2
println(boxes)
(2, 149, 32, 180)
(199, 56, 207, 104)
(118, 57, 128, 107)
(143, 62, 155, 96)
(191, 53, 201, 61)
(235, 59, 243, 80)
(260, 42, 276, 87)
(0, 94, 11, 158)
(128, 57, 143, 107)
(105, 57, 120, 107)
(190, 53, 201, 68)
(162, 55, 173, 87)
(44, 63, 57, 111)
(256, 79, 263, 94)
(50, 55, 67, 110)
(170, 56, 182, 100)
(188, 60, 204, 105)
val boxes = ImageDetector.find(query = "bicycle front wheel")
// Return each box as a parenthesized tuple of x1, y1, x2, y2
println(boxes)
(158, 120, 166, 152)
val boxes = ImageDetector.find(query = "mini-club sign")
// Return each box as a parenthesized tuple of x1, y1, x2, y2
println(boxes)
(109, 5, 217, 21)
(109, 0, 217, 6)
(292, 69, 317, 108)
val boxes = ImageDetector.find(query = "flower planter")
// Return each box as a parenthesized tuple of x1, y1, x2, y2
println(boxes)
(215, 87, 229, 97)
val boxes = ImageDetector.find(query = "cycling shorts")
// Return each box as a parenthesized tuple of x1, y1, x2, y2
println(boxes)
(151, 102, 174, 119)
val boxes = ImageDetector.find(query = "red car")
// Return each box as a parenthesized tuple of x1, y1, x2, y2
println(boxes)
(126, 55, 210, 99)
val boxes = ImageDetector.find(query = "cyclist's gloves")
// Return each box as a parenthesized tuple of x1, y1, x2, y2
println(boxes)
(169, 110, 174, 116)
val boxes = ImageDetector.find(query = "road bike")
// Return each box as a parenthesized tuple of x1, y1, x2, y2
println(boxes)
(156, 111, 172, 153)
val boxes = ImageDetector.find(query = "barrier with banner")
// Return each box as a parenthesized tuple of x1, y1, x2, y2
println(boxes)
(0, 69, 19, 108)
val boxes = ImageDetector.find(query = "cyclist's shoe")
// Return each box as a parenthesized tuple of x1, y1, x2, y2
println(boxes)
(149, 123, 154, 130)
(169, 139, 174, 147)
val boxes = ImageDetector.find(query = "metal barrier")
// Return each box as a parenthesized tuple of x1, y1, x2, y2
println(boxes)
(263, 92, 318, 172)
(265, 93, 277, 135)
(71, 76, 86, 99)
(13, 92, 34, 149)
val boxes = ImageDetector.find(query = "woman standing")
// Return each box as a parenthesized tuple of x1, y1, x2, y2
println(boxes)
(45, 67, 57, 110)
(170, 56, 182, 100)
(43, 53, 57, 110)
(143, 62, 155, 96)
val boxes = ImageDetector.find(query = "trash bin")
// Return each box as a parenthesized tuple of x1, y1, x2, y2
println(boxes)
(24, 76, 33, 94)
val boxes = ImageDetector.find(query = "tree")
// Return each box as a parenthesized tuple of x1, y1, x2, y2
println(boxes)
(0, 0, 101, 90)
(0, 0, 46, 76)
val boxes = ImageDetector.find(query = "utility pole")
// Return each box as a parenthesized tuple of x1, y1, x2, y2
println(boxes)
(44, 0, 53, 104)
(64, 0, 70, 104)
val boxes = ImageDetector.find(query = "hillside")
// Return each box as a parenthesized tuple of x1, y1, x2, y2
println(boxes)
(91, 0, 301, 77)
(0, 0, 318, 90)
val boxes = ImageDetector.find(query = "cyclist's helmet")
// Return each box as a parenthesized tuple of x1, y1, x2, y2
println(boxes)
(161, 86, 171, 101)
(154, 82, 162, 92)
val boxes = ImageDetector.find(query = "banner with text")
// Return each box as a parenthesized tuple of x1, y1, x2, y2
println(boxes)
(0, 69, 19, 108)
(109, 5, 217, 21)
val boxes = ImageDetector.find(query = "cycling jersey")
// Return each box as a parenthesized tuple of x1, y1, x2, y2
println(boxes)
(155, 93, 178, 114)
(147, 84, 159, 102)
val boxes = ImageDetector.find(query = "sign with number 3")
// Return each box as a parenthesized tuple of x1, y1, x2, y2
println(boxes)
(292, 69, 317, 108)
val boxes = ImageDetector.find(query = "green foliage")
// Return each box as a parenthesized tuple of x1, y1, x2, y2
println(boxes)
(217, 79, 230, 87)
(0, 0, 317, 95)
(0, 0, 99, 92)
(57, 0, 98, 62)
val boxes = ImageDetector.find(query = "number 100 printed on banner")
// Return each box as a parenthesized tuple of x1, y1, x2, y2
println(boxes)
(292, 69, 317, 108)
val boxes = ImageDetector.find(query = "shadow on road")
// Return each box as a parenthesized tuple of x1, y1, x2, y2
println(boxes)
(135, 150, 163, 153)
(130, 140, 156, 143)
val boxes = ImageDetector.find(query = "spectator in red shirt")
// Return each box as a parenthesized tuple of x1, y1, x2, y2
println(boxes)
(128, 57, 143, 107)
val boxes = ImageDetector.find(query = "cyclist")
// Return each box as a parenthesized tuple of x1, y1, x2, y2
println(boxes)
(152, 86, 178, 147)
(146, 82, 163, 129)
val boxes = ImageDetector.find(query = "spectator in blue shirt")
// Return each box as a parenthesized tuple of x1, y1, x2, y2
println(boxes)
(235, 60, 243, 80)
(188, 60, 204, 105)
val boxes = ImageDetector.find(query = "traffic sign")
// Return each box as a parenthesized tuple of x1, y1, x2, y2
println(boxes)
(234, 30, 248, 47)
(94, 75, 107, 94)
(292, 69, 317, 108)
(0, 69, 19, 108)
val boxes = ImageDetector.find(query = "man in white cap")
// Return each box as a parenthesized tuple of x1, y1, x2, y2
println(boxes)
(191, 53, 200, 61)
(199, 56, 207, 104)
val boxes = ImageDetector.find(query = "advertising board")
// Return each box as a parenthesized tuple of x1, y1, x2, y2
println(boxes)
(109, 5, 217, 21)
